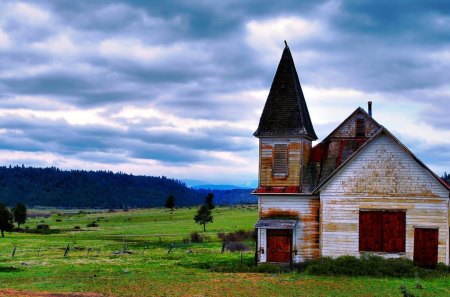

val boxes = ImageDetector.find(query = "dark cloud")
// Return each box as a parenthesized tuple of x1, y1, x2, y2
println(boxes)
(0, 114, 252, 164)
(0, 0, 448, 179)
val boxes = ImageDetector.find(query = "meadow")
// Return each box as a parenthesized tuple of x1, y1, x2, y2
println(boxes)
(0, 206, 448, 297)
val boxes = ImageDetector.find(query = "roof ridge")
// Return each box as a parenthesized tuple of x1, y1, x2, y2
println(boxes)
(313, 126, 450, 193)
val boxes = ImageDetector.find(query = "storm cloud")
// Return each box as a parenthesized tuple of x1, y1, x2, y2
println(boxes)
(0, 0, 449, 183)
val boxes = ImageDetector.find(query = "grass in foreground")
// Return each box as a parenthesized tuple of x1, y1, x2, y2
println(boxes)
(0, 206, 448, 297)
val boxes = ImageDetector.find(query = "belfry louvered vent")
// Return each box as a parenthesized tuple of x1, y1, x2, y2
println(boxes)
(273, 144, 288, 176)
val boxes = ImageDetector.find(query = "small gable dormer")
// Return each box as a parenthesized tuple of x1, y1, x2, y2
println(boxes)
(254, 42, 316, 193)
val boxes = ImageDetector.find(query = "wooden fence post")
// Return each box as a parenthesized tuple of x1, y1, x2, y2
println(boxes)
(122, 238, 127, 253)
(64, 244, 70, 257)
(167, 243, 174, 254)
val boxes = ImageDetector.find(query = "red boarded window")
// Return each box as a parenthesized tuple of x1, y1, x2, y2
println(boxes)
(359, 211, 405, 253)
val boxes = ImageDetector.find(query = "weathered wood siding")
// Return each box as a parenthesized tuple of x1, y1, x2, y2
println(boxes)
(257, 196, 320, 263)
(320, 134, 449, 264)
(332, 111, 379, 139)
(259, 138, 311, 187)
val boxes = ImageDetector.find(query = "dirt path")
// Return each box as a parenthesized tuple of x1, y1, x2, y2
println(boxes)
(0, 290, 106, 297)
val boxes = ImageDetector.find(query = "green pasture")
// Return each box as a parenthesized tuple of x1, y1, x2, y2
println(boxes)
(0, 206, 448, 297)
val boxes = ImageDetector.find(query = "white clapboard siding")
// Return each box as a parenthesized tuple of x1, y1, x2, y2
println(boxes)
(320, 134, 449, 264)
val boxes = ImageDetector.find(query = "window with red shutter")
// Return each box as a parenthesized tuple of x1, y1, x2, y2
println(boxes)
(359, 211, 405, 253)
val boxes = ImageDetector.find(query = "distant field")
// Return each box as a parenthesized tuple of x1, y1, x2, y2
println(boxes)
(0, 206, 448, 297)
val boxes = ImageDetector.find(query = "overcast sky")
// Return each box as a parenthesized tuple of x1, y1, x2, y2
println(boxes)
(0, 0, 449, 185)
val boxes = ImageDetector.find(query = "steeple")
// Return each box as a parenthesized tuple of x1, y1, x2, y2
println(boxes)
(254, 42, 317, 140)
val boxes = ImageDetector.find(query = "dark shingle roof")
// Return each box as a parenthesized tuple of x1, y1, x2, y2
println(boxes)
(254, 43, 317, 139)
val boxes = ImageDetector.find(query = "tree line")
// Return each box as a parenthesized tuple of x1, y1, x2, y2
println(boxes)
(0, 165, 204, 208)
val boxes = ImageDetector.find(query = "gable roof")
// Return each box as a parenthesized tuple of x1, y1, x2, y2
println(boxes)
(312, 126, 450, 194)
(254, 42, 317, 140)
(301, 107, 381, 193)
(321, 107, 381, 142)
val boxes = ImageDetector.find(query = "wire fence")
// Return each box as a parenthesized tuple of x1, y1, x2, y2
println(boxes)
(0, 239, 255, 261)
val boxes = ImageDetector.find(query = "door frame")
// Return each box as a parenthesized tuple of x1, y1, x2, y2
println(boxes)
(413, 227, 439, 268)
(266, 228, 293, 265)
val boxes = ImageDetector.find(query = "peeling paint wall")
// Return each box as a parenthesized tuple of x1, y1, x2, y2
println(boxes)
(259, 138, 311, 187)
(316, 111, 380, 185)
(332, 111, 379, 139)
(320, 196, 448, 264)
(322, 134, 448, 198)
(257, 196, 320, 263)
(320, 134, 449, 264)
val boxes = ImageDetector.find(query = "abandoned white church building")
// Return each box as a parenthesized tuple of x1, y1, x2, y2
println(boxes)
(253, 43, 450, 268)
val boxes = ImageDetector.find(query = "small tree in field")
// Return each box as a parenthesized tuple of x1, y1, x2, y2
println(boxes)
(194, 204, 213, 232)
(165, 195, 175, 213)
(205, 193, 215, 210)
(12, 202, 27, 229)
(0, 203, 14, 237)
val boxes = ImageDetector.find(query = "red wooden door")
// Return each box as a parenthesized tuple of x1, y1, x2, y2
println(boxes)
(267, 229, 291, 263)
(414, 228, 439, 268)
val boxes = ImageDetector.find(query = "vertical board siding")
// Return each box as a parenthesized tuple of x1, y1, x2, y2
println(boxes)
(383, 212, 406, 253)
(359, 211, 406, 253)
(267, 229, 292, 263)
(414, 228, 439, 268)
(359, 211, 383, 252)
(257, 196, 320, 263)
(259, 138, 311, 187)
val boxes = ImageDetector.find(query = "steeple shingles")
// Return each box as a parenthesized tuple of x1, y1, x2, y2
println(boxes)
(254, 43, 317, 140)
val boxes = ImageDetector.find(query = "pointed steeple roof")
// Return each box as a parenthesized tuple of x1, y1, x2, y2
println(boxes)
(254, 42, 317, 140)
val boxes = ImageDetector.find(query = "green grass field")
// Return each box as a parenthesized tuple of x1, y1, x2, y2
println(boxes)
(0, 206, 448, 297)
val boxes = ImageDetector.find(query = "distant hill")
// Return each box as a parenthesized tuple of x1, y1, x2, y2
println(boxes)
(0, 166, 203, 208)
(197, 189, 256, 205)
(184, 179, 258, 190)
(193, 184, 248, 190)
(0, 166, 256, 208)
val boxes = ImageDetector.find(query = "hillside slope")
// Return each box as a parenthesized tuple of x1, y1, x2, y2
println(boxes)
(0, 166, 203, 208)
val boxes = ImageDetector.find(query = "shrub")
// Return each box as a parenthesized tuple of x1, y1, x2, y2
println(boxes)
(36, 224, 50, 230)
(225, 242, 249, 252)
(217, 230, 256, 243)
(86, 221, 99, 227)
(302, 255, 447, 278)
(73, 226, 81, 230)
(185, 231, 204, 243)
(400, 285, 415, 297)
(56, 219, 62, 222)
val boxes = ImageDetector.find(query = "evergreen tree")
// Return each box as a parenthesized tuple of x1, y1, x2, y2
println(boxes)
(165, 195, 175, 213)
(205, 193, 215, 210)
(194, 204, 213, 232)
(0, 203, 14, 237)
(12, 202, 27, 229)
